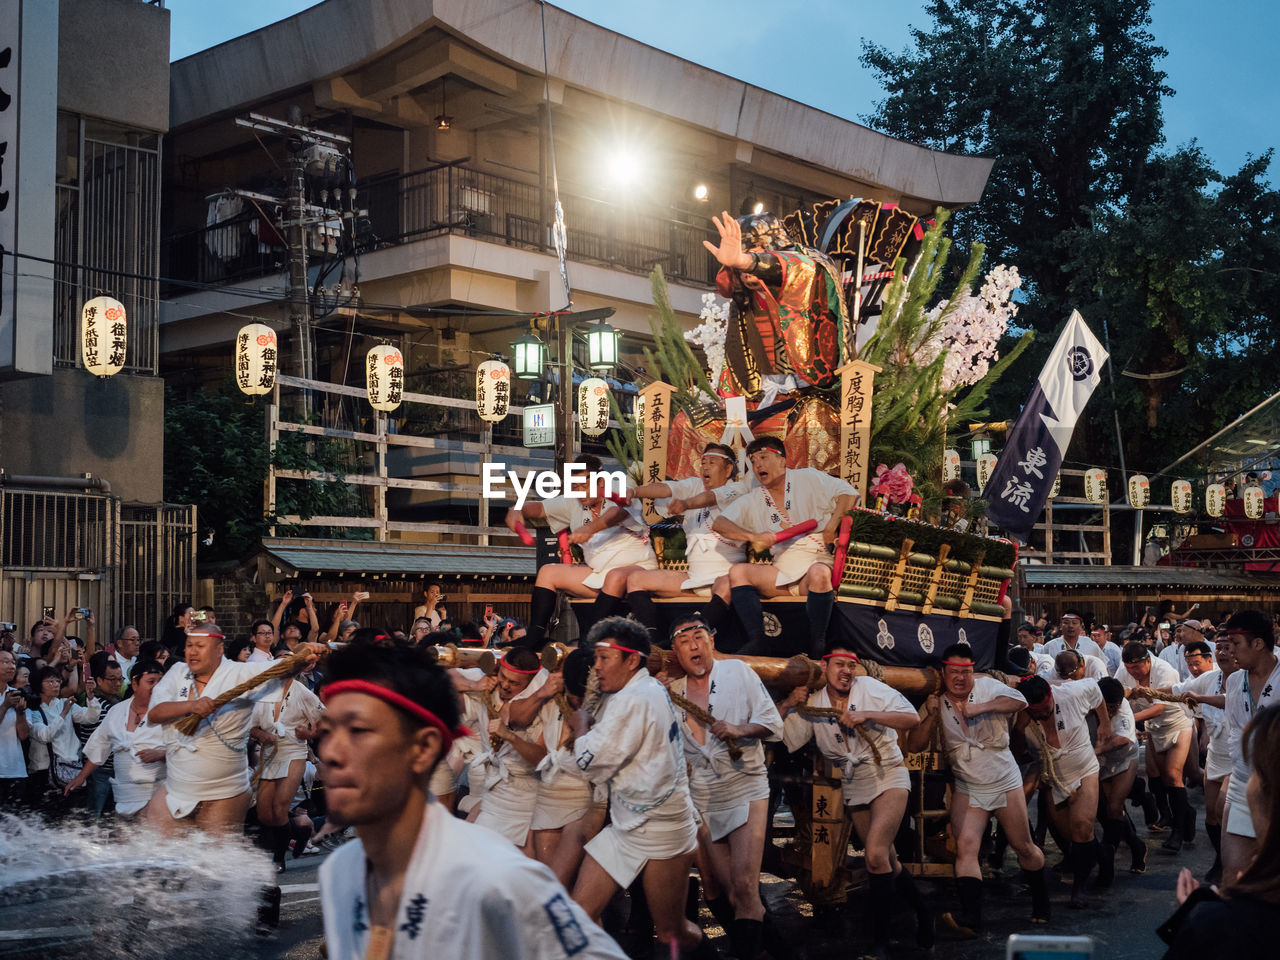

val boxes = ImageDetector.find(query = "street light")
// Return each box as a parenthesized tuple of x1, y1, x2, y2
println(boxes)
(511, 331, 546, 380)
(584, 318, 620, 372)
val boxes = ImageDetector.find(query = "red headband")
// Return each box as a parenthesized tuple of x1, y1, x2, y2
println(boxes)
(188, 629, 225, 640)
(823, 652, 859, 662)
(598, 642, 644, 658)
(321, 679, 471, 750)
(500, 658, 541, 676)
(942, 659, 976, 667)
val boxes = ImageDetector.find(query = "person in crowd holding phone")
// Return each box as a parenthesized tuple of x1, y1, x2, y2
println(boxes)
(0, 649, 29, 805)
(26, 664, 100, 810)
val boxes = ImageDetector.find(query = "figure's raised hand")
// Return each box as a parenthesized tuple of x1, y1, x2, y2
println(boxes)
(702, 212, 753, 271)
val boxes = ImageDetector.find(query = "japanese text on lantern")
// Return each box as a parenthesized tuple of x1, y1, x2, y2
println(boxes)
(386, 352, 403, 405)
(84, 304, 99, 369)
(838, 361, 880, 504)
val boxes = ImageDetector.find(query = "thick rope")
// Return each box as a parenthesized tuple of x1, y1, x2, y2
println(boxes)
(1129, 686, 1194, 705)
(667, 689, 744, 762)
(174, 648, 322, 737)
(861, 660, 886, 682)
(1022, 718, 1067, 798)
(795, 705, 883, 765)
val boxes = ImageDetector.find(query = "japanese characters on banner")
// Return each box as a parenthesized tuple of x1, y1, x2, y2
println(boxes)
(1084, 468, 1108, 504)
(1244, 484, 1266, 519)
(1206, 482, 1226, 518)
(81, 296, 128, 378)
(942, 449, 961, 482)
(1171, 479, 1193, 514)
(976, 453, 998, 490)
(366, 345, 404, 411)
(837, 360, 881, 504)
(1049, 473, 1061, 498)
(638, 381, 675, 523)
(235, 322, 277, 396)
(475, 359, 511, 423)
(578, 377, 610, 437)
(1127, 474, 1150, 509)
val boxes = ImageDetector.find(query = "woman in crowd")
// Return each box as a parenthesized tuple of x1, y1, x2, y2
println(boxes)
(25, 664, 100, 809)
(161, 603, 194, 657)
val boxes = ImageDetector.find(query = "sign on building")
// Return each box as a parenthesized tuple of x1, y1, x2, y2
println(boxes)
(524, 403, 555, 447)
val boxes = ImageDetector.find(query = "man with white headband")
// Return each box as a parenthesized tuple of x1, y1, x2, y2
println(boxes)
(505, 453, 657, 650)
(555, 617, 712, 958)
(1041, 610, 1105, 660)
(778, 643, 932, 958)
(622, 443, 747, 645)
(317, 644, 626, 960)
(712, 435, 857, 657)
(664, 613, 783, 960)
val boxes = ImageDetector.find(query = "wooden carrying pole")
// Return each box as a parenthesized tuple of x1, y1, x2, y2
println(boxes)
(646, 649, 940, 698)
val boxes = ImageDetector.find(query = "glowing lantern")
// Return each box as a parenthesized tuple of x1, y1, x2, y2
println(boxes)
(234, 323, 277, 396)
(943, 449, 961, 482)
(81, 295, 127, 378)
(1049, 473, 1061, 498)
(366, 345, 404, 411)
(1206, 483, 1226, 518)
(976, 453, 998, 490)
(475, 359, 511, 423)
(1084, 468, 1108, 504)
(578, 377, 610, 437)
(1244, 484, 1266, 519)
(1127, 474, 1151, 509)
(1171, 479, 1193, 514)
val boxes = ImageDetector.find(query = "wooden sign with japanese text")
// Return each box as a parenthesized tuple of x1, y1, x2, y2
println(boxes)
(639, 381, 676, 523)
(837, 360, 881, 504)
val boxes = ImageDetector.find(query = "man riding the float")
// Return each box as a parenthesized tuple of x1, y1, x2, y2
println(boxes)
(623, 443, 749, 645)
(505, 453, 658, 650)
(711, 436, 855, 658)
(778, 644, 932, 958)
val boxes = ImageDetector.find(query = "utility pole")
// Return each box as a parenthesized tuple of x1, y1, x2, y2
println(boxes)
(552, 307, 616, 470)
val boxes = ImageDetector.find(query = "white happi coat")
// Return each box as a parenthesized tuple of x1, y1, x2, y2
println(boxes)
(1117, 657, 1192, 742)
(1160, 639, 1218, 681)
(472, 674, 548, 845)
(936, 676, 1026, 790)
(661, 477, 748, 588)
(562, 668, 695, 833)
(670, 659, 782, 819)
(541, 496, 656, 590)
(82, 697, 167, 815)
(1042, 636, 1105, 661)
(1048, 654, 1109, 685)
(718, 467, 854, 586)
(1035, 678, 1103, 801)
(250, 678, 323, 779)
(783, 678, 913, 775)
(149, 658, 283, 815)
(1174, 668, 1227, 742)
(1225, 657, 1280, 788)
(320, 800, 627, 960)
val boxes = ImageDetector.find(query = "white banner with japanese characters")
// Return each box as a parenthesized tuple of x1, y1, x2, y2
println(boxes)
(983, 310, 1109, 542)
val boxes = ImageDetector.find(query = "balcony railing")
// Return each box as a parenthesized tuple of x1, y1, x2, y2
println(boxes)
(162, 161, 718, 296)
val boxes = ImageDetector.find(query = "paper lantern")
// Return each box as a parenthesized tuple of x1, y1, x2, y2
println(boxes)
(366, 345, 405, 411)
(1171, 479, 1193, 514)
(475, 359, 511, 423)
(1084, 468, 1108, 504)
(1127, 474, 1151, 509)
(943, 449, 961, 482)
(234, 323, 278, 396)
(578, 377, 610, 437)
(81, 295, 127, 378)
(1206, 482, 1226, 518)
(976, 453, 998, 490)
(1244, 484, 1266, 520)
(1049, 473, 1061, 498)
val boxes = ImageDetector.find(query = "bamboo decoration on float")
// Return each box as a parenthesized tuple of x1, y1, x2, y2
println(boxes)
(638, 380, 676, 523)
(836, 359, 881, 503)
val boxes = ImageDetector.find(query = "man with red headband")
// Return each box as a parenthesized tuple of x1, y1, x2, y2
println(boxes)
(505, 453, 657, 650)
(778, 643, 931, 957)
(712, 435, 857, 657)
(316, 643, 625, 960)
(556, 617, 711, 958)
(665, 613, 783, 960)
(904, 642, 1050, 935)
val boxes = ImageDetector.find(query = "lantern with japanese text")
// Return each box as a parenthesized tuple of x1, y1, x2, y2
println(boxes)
(1084, 468, 1108, 504)
(976, 453, 998, 490)
(81, 296, 127, 378)
(578, 377, 610, 437)
(1049, 473, 1061, 498)
(943, 449, 961, 482)
(1127, 474, 1151, 509)
(1206, 482, 1226, 518)
(366, 345, 405, 412)
(1171, 479, 1193, 514)
(234, 322, 277, 396)
(1244, 484, 1266, 519)
(475, 359, 511, 423)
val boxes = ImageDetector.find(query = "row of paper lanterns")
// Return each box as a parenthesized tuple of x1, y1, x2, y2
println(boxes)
(948, 449, 1269, 518)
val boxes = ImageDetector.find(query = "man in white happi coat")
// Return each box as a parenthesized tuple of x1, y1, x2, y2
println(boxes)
(904, 642, 1050, 936)
(1116, 641, 1196, 852)
(505, 453, 657, 650)
(144, 623, 325, 835)
(317, 643, 626, 960)
(1041, 611, 1104, 661)
(622, 443, 748, 645)
(1049, 649, 1109, 686)
(1017, 675, 1111, 906)
(1093, 677, 1148, 877)
(664, 614, 783, 960)
(712, 435, 856, 658)
(1178, 640, 1238, 884)
(779, 645, 933, 956)
(1160, 619, 1216, 681)
(1217, 610, 1280, 884)
(557, 617, 712, 958)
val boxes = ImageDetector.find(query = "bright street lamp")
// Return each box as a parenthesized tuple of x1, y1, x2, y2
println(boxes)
(511, 331, 546, 380)
(584, 318, 620, 372)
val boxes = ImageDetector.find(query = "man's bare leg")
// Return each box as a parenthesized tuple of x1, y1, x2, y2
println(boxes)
(640, 851, 703, 951)
(571, 854, 622, 923)
(548, 806, 606, 889)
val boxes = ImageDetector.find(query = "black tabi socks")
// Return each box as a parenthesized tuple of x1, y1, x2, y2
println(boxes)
(1026, 867, 1051, 923)
(591, 590, 624, 621)
(1149, 779, 1173, 828)
(804, 589, 835, 658)
(625, 590, 661, 645)
(1070, 839, 1097, 904)
(730, 918, 763, 960)
(895, 868, 935, 948)
(867, 871, 896, 948)
(954, 875, 983, 935)
(731, 585, 768, 655)
(1163, 786, 1188, 851)
(703, 593, 730, 630)
(521, 585, 558, 650)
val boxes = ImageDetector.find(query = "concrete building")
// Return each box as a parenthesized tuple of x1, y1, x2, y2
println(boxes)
(0, 0, 194, 638)
(159, 0, 993, 627)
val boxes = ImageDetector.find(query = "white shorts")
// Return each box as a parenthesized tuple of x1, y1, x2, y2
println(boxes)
(956, 765, 1025, 812)
(583, 552, 659, 591)
(1098, 743, 1138, 781)
(474, 773, 539, 846)
(688, 770, 770, 842)
(841, 762, 911, 807)
(1226, 796, 1256, 839)
(585, 815, 698, 887)
(1205, 744, 1233, 782)
(1147, 720, 1192, 753)
(1048, 750, 1099, 805)
(532, 774, 598, 832)
(260, 743, 308, 782)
